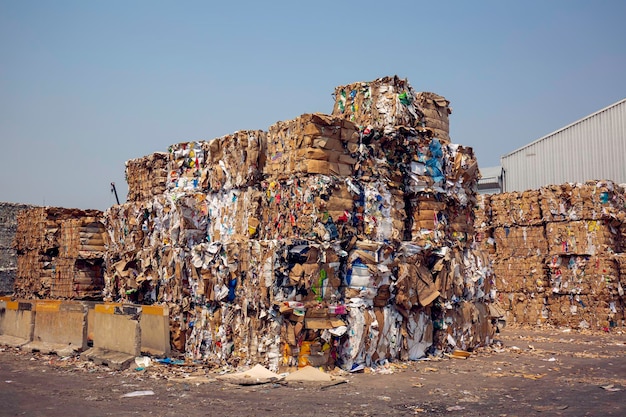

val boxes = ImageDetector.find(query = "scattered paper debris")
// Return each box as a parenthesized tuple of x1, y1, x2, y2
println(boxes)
(216, 364, 282, 386)
(121, 390, 155, 398)
(446, 405, 465, 411)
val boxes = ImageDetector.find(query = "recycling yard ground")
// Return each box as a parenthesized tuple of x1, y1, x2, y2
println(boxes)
(1, 327, 624, 417)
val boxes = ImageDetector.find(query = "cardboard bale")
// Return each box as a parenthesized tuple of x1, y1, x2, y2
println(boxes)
(103, 192, 209, 303)
(431, 247, 494, 303)
(167, 141, 207, 193)
(540, 180, 626, 223)
(493, 225, 547, 257)
(473, 195, 495, 253)
(206, 188, 257, 243)
(125, 152, 169, 202)
(407, 196, 474, 249)
(403, 136, 447, 195)
(357, 180, 406, 243)
(258, 175, 354, 242)
(474, 194, 492, 232)
(256, 176, 405, 243)
(546, 255, 620, 296)
(14, 207, 105, 300)
(264, 114, 358, 180)
(546, 294, 614, 329)
(203, 130, 265, 192)
(432, 301, 494, 352)
(52, 258, 104, 299)
(331, 76, 424, 132)
(415, 92, 451, 142)
(500, 292, 548, 326)
(490, 190, 542, 227)
(492, 256, 547, 294)
(445, 144, 479, 207)
(14, 251, 54, 298)
(345, 241, 393, 302)
(546, 220, 619, 255)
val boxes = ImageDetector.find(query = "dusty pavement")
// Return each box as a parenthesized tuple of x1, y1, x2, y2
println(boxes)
(1, 327, 625, 417)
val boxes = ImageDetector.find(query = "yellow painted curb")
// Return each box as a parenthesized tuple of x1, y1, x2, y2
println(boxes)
(142, 305, 168, 316)
(94, 303, 120, 314)
(5, 301, 19, 310)
(36, 300, 62, 312)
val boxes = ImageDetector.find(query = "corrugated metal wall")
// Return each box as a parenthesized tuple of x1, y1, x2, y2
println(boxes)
(501, 98, 626, 192)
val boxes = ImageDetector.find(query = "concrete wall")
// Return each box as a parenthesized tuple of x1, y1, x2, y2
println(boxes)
(91, 304, 141, 356)
(140, 305, 170, 356)
(30, 300, 88, 350)
(0, 299, 35, 345)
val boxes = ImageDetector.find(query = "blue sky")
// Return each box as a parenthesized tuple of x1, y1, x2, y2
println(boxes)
(1, 1, 625, 210)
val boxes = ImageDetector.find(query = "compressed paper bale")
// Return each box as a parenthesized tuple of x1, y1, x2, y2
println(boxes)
(205, 189, 256, 243)
(125, 152, 169, 202)
(492, 225, 547, 258)
(52, 258, 104, 299)
(580, 181, 626, 221)
(255, 175, 404, 243)
(501, 292, 549, 326)
(546, 255, 620, 296)
(167, 141, 207, 193)
(203, 130, 265, 192)
(432, 301, 493, 352)
(358, 180, 406, 242)
(540, 180, 626, 223)
(415, 91, 451, 143)
(492, 256, 548, 294)
(264, 114, 358, 180)
(430, 248, 495, 303)
(539, 183, 585, 223)
(474, 194, 492, 231)
(13, 207, 105, 300)
(545, 294, 612, 329)
(545, 220, 619, 255)
(445, 145, 479, 207)
(93, 75, 508, 366)
(489, 190, 542, 227)
(332, 76, 424, 132)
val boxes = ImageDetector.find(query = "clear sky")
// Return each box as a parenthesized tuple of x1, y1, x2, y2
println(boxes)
(1, 1, 625, 210)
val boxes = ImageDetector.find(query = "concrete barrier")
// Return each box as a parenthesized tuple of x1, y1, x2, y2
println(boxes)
(140, 304, 171, 357)
(22, 300, 88, 356)
(0, 299, 35, 347)
(81, 303, 141, 370)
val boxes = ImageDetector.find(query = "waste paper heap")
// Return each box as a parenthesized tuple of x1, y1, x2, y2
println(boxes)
(477, 181, 626, 329)
(103, 75, 497, 371)
(13, 207, 106, 299)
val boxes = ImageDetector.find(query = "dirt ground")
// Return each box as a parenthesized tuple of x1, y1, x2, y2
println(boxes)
(1, 327, 625, 417)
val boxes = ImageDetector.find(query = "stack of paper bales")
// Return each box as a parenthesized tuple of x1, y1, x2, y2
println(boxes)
(481, 180, 625, 329)
(14, 207, 105, 299)
(102, 76, 494, 371)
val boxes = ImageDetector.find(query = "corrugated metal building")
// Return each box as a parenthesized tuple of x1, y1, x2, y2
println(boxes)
(477, 166, 502, 195)
(501, 98, 626, 192)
